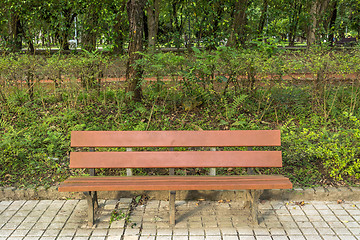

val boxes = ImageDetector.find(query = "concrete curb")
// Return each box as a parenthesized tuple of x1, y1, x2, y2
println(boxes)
(1, 185, 359, 201)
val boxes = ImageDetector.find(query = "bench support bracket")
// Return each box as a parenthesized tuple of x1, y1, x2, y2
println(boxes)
(84, 191, 98, 227)
(245, 189, 262, 225)
(169, 190, 176, 226)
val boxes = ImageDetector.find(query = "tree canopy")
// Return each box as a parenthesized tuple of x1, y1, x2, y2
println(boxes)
(1, 0, 360, 52)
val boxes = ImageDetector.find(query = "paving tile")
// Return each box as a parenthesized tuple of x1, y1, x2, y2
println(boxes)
(156, 229, 172, 236)
(221, 228, 238, 236)
(11, 229, 30, 237)
(7, 237, 25, 240)
(317, 236, 340, 240)
(269, 228, 286, 235)
(238, 237, 255, 240)
(89, 237, 106, 240)
(27, 229, 45, 237)
(206, 236, 222, 240)
(189, 229, 205, 236)
(255, 237, 272, 240)
(107, 228, 124, 236)
(7, 201, 26, 211)
(158, 236, 175, 240)
(0, 229, 14, 237)
(173, 229, 189, 236)
(23, 237, 41, 240)
(303, 235, 322, 240)
(42, 229, 61, 237)
(138, 236, 155, 240)
(189, 236, 205, 240)
(2, 222, 21, 230)
(39, 237, 56, 240)
(299, 228, 317, 235)
(171, 236, 188, 240)
(296, 222, 313, 228)
(123, 228, 140, 236)
(73, 237, 90, 240)
(204, 228, 220, 236)
(338, 236, 357, 240)
(309, 221, 329, 228)
(284, 228, 302, 235)
(17, 222, 36, 230)
(307, 215, 323, 221)
(288, 236, 306, 240)
(348, 227, 360, 235)
(58, 228, 76, 237)
(271, 237, 289, 240)
(32, 222, 50, 230)
(222, 236, 239, 240)
(313, 227, 335, 236)
(253, 228, 270, 236)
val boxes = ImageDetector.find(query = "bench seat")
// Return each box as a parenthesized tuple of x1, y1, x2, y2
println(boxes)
(59, 175, 292, 192)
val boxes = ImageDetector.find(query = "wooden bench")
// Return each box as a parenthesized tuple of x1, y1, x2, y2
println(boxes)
(58, 130, 292, 226)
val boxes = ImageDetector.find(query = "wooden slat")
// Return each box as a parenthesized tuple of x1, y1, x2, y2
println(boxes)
(71, 130, 281, 147)
(70, 151, 283, 168)
(58, 175, 292, 192)
(62, 175, 289, 183)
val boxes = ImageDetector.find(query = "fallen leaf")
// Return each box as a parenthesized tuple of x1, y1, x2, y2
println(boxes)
(337, 199, 343, 204)
(295, 201, 305, 207)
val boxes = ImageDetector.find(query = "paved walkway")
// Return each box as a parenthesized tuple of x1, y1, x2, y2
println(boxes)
(0, 199, 360, 240)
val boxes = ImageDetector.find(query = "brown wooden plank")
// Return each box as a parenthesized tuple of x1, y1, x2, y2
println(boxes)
(62, 175, 290, 183)
(58, 175, 292, 192)
(70, 151, 282, 168)
(71, 130, 281, 147)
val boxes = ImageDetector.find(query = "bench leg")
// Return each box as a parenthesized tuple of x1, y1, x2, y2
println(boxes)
(84, 191, 98, 227)
(169, 191, 176, 226)
(245, 190, 261, 225)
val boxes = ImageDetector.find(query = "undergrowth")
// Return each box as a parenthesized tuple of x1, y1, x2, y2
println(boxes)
(1, 47, 360, 188)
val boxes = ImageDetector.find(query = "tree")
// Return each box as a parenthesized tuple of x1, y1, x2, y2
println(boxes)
(126, 0, 146, 102)
(307, 0, 331, 46)
(147, 0, 161, 51)
(80, 0, 102, 52)
(6, 1, 22, 52)
(227, 0, 249, 47)
(112, 0, 127, 54)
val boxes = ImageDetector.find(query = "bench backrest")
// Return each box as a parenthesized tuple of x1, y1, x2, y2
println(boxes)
(70, 130, 282, 169)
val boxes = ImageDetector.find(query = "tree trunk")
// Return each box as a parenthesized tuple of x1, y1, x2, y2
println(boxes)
(307, 0, 330, 46)
(8, 11, 22, 52)
(59, 8, 76, 51)
(82, 2, 99, 52)
(147, 0, 161, 51)
(288, 2, 302, 47)
(126, 0, 146, 102)
(257, 0, 268, 38)
(328, 1, 337, 46)
(227, 0, 249, 47)
(113, 0, 127, 54)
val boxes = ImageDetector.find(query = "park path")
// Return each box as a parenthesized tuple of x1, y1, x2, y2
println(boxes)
(1, 198, 360, 239)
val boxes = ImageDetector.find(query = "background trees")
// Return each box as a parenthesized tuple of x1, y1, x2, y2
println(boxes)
(1, 0, 360, 101)
(1, 0, 360, 52)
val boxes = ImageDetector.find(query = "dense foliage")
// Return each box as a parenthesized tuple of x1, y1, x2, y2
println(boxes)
(1, 0, 360, 52)
(1, 47, 360, 188)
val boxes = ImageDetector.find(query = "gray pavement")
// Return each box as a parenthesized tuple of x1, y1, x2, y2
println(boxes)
(1, 198, 360, 240)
